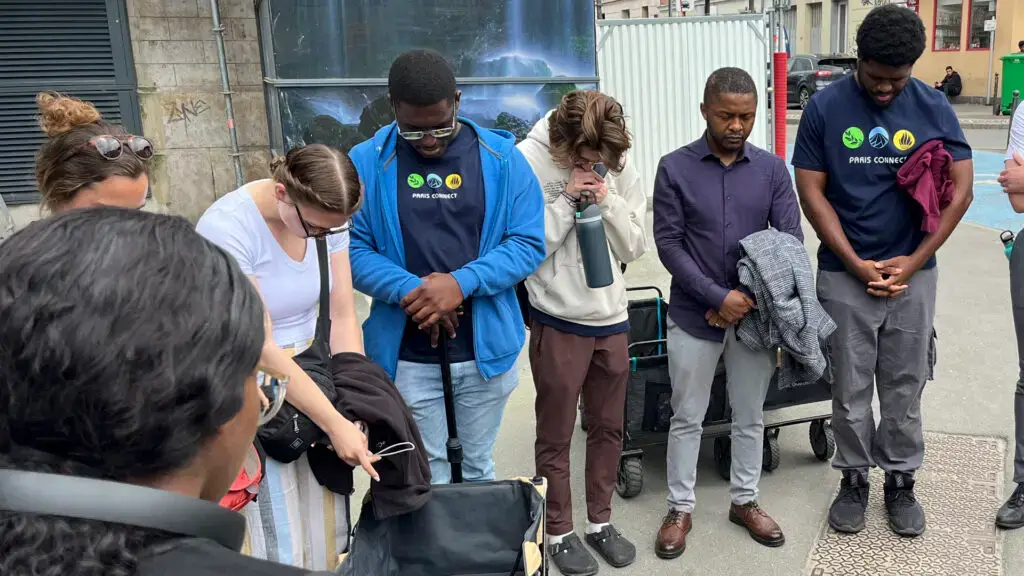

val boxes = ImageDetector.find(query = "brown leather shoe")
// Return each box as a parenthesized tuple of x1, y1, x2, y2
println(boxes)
(729, 502, 785, 547)
(655, 510, 692, 559)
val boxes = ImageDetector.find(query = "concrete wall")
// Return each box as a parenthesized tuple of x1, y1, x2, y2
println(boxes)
(129, 0, 272, 223)
(9, 0, 272, 227)
(601, 0, 664, 19)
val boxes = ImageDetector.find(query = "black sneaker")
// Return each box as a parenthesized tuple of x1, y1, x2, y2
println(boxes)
(828, 470, 869, 533)
(549, 533, 599, 576)
(996, 483, 1024, 530)
(884, 471, 926, 537)
(584, 524, 636, 568)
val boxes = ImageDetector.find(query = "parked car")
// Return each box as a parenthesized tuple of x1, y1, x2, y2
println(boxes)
(787, 54, 857, 109)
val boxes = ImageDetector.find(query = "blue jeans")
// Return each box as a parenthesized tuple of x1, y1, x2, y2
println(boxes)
(393, 359, 519, 483)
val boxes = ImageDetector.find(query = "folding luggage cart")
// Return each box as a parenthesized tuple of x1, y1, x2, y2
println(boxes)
(580, 286, 835, 499)
(340, 333, 548, 576)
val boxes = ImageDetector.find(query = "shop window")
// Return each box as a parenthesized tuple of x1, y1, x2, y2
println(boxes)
(967, 0, 997, 50)
(259, 0, 599, 153)
(933, 0, 963, 51)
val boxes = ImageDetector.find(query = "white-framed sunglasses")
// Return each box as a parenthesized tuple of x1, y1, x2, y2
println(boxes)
(397, 113, 458, 141)
(256, 369, 289, 425)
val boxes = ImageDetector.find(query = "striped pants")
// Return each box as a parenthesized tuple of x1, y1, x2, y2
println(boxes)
(239, 338, 351, 571)
(240, 453, 351, 570)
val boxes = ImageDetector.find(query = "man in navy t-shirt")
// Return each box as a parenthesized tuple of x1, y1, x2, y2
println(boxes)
(792, 5, 973, 538)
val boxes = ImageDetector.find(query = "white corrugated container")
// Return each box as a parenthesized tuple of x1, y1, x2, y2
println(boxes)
(597, 14, 772, 198)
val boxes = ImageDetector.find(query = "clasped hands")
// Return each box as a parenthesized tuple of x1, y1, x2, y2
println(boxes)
(705, 289, 756, 329)
(400, 272, 465, 347)
(854, 256, 921, 298)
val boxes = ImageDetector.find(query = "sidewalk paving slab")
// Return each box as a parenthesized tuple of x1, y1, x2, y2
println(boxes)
(786, 103, 1011, 130)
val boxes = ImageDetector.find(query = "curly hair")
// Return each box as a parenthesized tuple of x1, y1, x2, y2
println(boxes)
(856, 4, 926, 68)
(270, 144, 363, 215)
(34, 92, 150, 213)
(547, 90, 631, 173)
(0, 208, 265, 576)
(388, 49, 457, 108)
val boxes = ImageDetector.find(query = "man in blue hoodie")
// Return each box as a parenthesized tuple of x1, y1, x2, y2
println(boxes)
(348, 49, 545, 484)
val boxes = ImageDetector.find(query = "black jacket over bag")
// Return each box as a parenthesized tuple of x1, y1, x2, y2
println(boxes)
(307, 352, 432, 519)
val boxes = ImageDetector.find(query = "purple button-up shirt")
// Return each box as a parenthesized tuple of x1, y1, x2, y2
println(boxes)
(653, 135, 804, 342)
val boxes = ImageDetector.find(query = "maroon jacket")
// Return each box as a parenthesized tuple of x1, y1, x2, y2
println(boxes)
(897, 140, 954, 234)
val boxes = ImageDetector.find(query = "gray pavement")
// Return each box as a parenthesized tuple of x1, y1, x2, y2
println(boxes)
(348, 128, 1024, 575)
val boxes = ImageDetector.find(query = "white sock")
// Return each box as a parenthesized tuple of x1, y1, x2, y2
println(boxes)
(586, 521, 609, 535)
(548, 531, 573, 546)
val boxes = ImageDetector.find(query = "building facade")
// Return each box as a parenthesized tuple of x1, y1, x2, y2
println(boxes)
(912, 0, 1024, 99)
(2, 0, 272, 229)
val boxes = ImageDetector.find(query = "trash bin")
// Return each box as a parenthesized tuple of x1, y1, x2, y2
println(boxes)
(1001, 53, 1024, 114)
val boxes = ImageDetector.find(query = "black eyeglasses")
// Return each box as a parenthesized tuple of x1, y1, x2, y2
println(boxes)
(293, 203, 350, 239)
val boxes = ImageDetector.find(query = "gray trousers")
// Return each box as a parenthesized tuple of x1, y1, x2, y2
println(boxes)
(666, 318, 776, 512)
(817, 267, 938, 475)
(1009, 238, 1024, 483)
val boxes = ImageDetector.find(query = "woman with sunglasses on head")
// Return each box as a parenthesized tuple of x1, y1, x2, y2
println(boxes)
(0, 208, 306, 576)
(197, 144, 373, 571)
(33, 92, 153, 212)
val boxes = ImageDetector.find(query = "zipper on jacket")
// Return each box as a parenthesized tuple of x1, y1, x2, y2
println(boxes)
(292, 412, 299, 434)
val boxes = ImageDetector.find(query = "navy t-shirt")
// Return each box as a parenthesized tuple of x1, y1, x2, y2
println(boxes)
(792, 75, 972, 272)
(397, 124, 485, 364)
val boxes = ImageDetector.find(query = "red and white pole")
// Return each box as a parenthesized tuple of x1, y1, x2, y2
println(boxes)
(772, 52, 788, 160)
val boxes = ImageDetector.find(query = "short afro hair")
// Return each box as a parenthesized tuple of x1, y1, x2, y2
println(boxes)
(856, 4, 925, 68)
(388, 49, 457, 108)
(703, 67, 758, 105)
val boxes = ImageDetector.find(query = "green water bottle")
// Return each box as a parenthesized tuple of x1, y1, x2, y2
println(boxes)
(1002, 230, 1015, 261)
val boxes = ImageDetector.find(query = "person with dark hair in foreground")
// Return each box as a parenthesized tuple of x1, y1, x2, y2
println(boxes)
(0, 208, 308, 575)
(516, 90, 648, 574)
(793, 4, 974, 538)
(348, 49, 545, 484)
(653, 67, 803, 559)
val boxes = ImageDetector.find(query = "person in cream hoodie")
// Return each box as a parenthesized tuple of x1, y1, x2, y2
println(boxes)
(517, 90, 648, 576)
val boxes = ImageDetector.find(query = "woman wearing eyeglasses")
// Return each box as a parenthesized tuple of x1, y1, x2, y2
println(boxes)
(33, 92, 154, 212)
(196, 144, 373, 571)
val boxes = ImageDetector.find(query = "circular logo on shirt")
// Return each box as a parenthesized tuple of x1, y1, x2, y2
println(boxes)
(842, 127, 864, 150)
(407, 173, 425, 189)
(426, 173, 443, 189)
(893, 129, 916, 152)
(445, 173, 463, 190)
(868, 127, 890, 149)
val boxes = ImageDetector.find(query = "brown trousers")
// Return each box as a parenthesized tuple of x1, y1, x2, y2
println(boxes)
(530, 320, 629, 535)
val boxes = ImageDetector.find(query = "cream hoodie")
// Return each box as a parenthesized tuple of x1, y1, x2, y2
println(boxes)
(516, 111, 650, 327)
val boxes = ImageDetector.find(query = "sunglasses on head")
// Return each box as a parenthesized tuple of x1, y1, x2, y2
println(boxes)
(79, 135, 155, 161)
(256, 368, 288, 426)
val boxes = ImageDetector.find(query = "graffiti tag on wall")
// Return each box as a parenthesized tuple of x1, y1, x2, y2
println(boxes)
(165, 98, 211, 125)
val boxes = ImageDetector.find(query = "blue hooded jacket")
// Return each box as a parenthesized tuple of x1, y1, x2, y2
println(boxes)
(348, 118, 545, 381)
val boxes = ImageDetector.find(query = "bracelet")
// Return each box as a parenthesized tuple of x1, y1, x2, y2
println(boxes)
(561, 192, 578, 207)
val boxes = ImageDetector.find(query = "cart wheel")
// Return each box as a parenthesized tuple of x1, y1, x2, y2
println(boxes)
(713, 437, 732, 482)
(809, 419, 836, 462)
(615, 456, 644, 499)
(762, 430, 781, 472)
(579, 398, 588, 432)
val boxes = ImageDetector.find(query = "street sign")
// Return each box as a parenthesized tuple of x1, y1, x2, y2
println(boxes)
(676, 0, 692, 11)
(984, 19, 996, 32)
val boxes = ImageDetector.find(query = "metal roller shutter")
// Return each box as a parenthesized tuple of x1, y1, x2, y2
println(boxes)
(0, 0, 139, 205)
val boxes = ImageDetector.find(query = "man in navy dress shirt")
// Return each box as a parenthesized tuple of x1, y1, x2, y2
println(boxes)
(652, 67, 803, 559)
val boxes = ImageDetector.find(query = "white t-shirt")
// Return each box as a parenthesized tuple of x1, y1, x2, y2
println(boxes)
(196, 181, 349, 348)
(1009, 104, 1024, 160)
